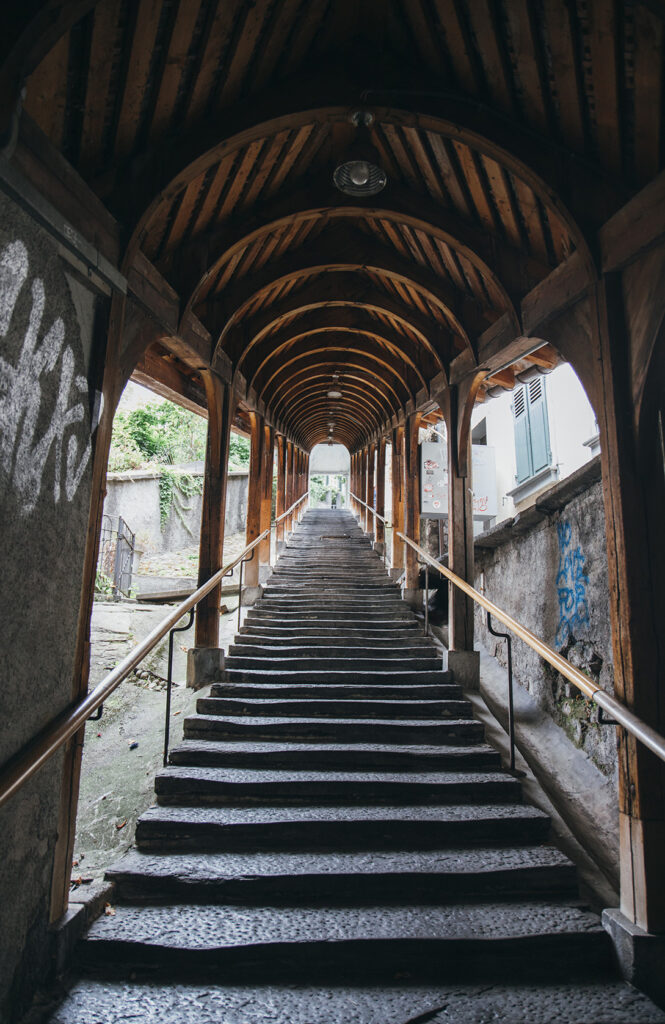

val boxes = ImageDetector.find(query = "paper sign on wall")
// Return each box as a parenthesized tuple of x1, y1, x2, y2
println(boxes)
(420, 442, 497, 520)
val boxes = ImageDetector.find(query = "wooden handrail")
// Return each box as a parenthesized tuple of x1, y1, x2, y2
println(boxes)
(349, 491, 391, 527)
(0, 490, 310, 808)
(396, 530, 665, 765)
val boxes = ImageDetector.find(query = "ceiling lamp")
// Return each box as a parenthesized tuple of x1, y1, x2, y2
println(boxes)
(327, 389, 342, 399)
(333, 111, 387, 197)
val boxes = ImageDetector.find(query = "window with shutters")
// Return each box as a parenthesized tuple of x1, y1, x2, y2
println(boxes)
(512, 377, 552, 485)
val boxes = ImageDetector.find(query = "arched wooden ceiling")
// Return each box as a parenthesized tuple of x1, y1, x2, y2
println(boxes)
(12, 0, 665, 451)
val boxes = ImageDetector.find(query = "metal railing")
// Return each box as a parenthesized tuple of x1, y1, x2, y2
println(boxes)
(394, 530, 665, 766)
(0, 491, 309, 809)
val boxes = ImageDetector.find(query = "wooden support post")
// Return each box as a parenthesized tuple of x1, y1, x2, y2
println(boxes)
(360, 448, 368, 531)
(403, 413, 422, 593)
(351, 453, 357, 512)
(440, 386, 479, 687)
(366, 443, 376, 536)
(244, 412, 265, 591)
(259, 424, 274, 568)
(276, 434, 286, 545)
(592, 276, 665, 935)
(286, 440, 295, 535)
(376, 437, 386, 549)
(195, 377, 234, 648)
(391, 426, 405, 575)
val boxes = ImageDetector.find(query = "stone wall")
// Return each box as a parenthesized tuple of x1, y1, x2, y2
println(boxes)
(103, 468, 249, 554)
(474, 456, 615, 777)
(473, 457, 618, 886)
(0, 191, 108, 1018)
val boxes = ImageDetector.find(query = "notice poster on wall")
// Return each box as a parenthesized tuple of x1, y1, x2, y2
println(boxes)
(420, 442, 497, 521)
(420, 441, 448, 516)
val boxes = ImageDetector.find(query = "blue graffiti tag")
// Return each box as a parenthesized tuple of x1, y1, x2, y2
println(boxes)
(555, 520, 589, 649)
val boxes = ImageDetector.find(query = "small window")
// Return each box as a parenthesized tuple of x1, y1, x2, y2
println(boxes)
(513, 377, 552, 483)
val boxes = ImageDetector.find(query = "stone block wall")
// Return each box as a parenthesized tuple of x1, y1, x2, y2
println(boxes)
(474, 456, 616, 778)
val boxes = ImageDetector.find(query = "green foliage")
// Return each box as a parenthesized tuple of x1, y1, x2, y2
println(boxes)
(109, 401, 207, 471)
(228, 433, 251, 470)
(158, 468, 204, 531)
(309, 475, 328, 504)
(95, 569, 114, 594)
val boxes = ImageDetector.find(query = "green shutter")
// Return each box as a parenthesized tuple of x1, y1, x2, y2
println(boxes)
(527, 377, 551, 473)
(513, 385, 532, 483)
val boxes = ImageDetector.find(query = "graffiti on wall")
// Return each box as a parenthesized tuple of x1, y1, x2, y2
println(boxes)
(555, 520, 590, 649)
(0, 239, 94, 515)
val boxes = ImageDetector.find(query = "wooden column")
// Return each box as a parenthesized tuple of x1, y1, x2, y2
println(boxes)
(351, 453, 357, 513)
(259, 424, 274, 567)
(362, 446, 368, 532)
(362, 442, 372, 532)
(403, 413, 422, 591)
(275, 434, 286, 544)
(286, 440, 295, 535)
(376, 437, 386, 549)
(195, 378, 235, 647)
(593, 276, 665, 933)
(440, 387, 475, 652)
(391, 426, 405, 573)
(244, 411, 265, 589)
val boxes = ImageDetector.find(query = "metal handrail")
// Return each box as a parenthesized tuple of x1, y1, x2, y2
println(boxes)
(396, 530, 665, 766)
(0, 490, 310, 808)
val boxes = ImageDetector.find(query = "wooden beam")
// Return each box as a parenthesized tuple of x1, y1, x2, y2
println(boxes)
(600, 169, 665, 273)
(131, 347, 208, 417)
(521, 251, 589, 335)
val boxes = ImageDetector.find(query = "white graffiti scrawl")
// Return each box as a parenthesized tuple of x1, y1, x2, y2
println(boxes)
(0, 239, 93, 514)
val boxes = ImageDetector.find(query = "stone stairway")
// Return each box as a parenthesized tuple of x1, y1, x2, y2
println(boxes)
(52, 510, 665, 1023)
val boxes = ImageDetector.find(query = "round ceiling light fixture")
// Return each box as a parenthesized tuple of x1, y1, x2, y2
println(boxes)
(327, 389, 342, 399)
(333, 111, 387, 198)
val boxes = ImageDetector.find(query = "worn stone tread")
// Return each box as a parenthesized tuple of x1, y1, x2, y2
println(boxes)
(209, 682, 463, 699)
(183, 712, 484, 743)
(106, 846, 577, 903)
(43, 980, 665, 1024)
(168, 739, 501, 770)
(80, 902, 610, 969)
(195, 698, 472, 719)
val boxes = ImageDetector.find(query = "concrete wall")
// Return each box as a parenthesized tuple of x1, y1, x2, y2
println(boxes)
(103, 468, 249, 555)
(0, 192, 107, 1018)
(474, 457, 618, 882)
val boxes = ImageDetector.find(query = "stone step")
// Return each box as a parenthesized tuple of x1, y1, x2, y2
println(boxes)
(79, 901, 612, 982)
(183, 714, 483, 745)
(228, 643, 438, 659)
(196, 697, 472, 719)
(168, 740, 502, 772)
(42, 977, 665, 1023)
(242, 617, 421, 631)
(233, 634, 436, 648)
(224, 655, 442, 672)
(210, 682, 462, 700)
(135, 803, 552, 851)
(107, 846, 578, 904)
(154, 766, 520, 805)
(224, 668, 452, 684)
(239, 622, 422, 636)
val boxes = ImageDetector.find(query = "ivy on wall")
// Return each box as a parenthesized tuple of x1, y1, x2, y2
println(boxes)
(158, 469, 204, 532)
